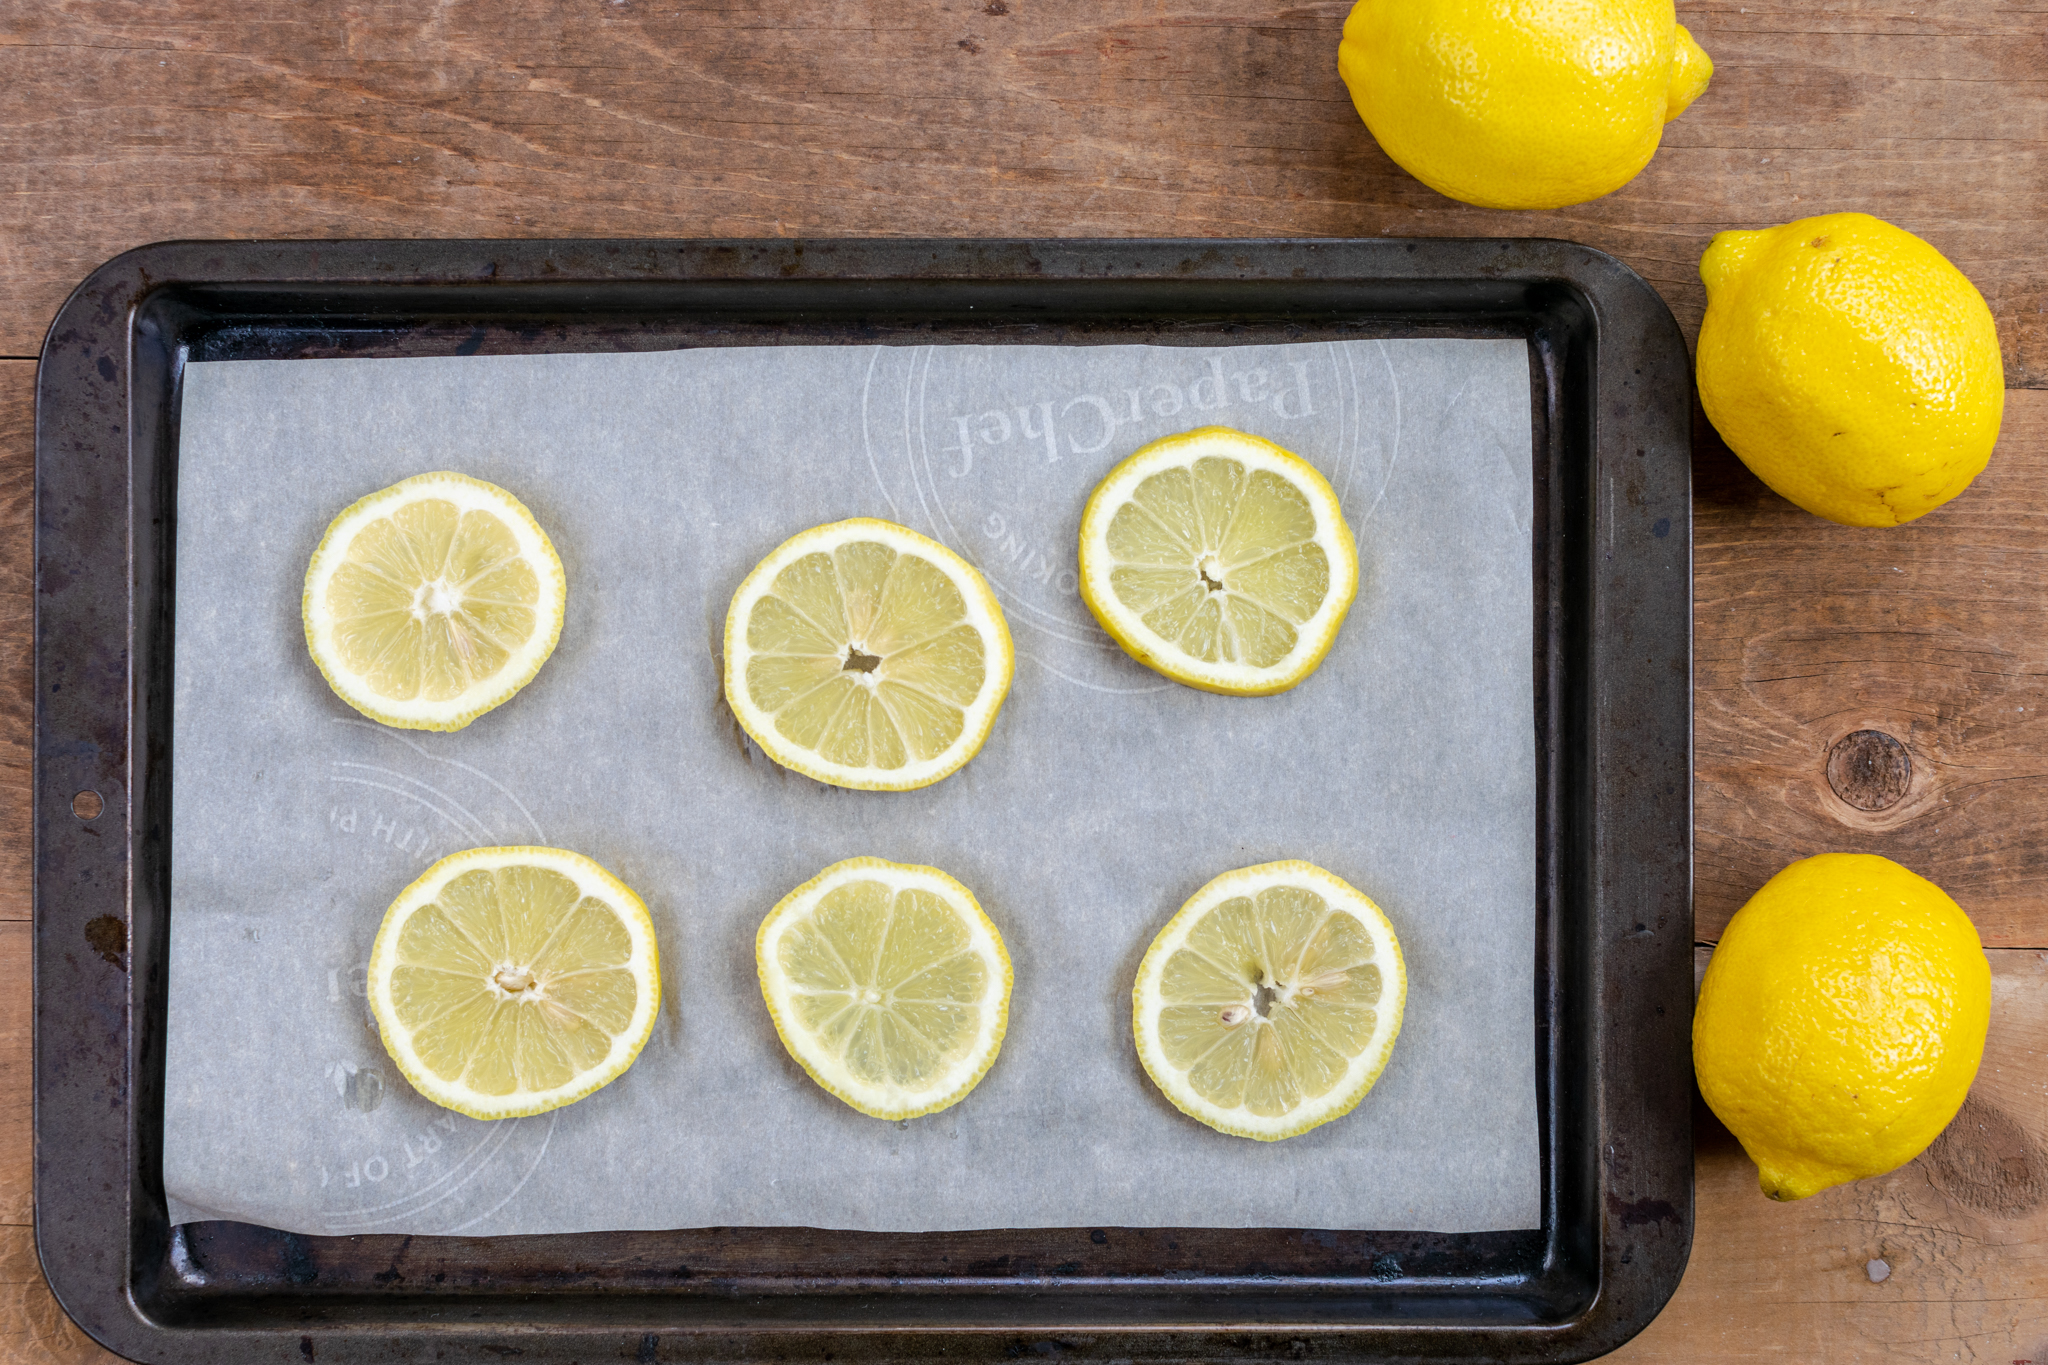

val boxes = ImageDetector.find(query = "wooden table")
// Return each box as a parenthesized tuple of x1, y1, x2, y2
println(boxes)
(1, 2, 2043, 1358)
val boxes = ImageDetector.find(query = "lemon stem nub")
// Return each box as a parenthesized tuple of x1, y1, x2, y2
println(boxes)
(842, 646, 882, 674)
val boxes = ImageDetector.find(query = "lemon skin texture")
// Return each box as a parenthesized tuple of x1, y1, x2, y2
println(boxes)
(1337, 0, 1712, 210)
(1697, 213, 2005, 527)
(1694, 853, 1991, 1202)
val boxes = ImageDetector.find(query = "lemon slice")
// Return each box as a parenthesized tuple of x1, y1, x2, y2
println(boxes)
(1078, 427, 1358, 695)
(303, 472, 566, 731)
(756, 857, 1012, 1119)
(1133, 861, 1406, 1140)
(368, 847, 660, 1120)
(724, 519, 1014, 791)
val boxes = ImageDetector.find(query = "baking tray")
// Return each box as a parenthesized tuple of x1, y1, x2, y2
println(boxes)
(34, 238, 1693, 1363)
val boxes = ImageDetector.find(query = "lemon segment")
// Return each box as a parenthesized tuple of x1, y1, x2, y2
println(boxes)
(1694, 853, 1991, 1200)
(368, 847, 661, 1120)
(1133, 861, 1406, 1141)
(303, 472, 567, 731)
(756, 857, 1012, 1120)
(1078, 427, 1358, 695)
(724, 519, 1014, 790)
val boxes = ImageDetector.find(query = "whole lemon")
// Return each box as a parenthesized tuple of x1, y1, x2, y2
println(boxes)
(1336, 0, 1712, 210)
(1697, 213, 2005, 526)
(1694, 854, 1990, 1202)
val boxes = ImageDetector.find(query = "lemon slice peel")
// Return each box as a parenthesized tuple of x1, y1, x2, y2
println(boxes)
(303, 472, 566, 732)
(368, 846, 660, 1121)
(1132, 860, 1406, 1141)
(756, 856, 1012, 1121)
(1078, 427, 1358, 696)
(724, 518, 1015, 791)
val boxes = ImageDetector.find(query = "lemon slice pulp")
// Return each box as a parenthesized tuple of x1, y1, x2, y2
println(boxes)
(1133, 861, 1406, 1140)
(303, 472, 566, 731)
(368, 847, 660, 1120)
(757, 857, 1012, 1119)
(724, 519, 1014, 790)
(1078, 427, 1358, 695)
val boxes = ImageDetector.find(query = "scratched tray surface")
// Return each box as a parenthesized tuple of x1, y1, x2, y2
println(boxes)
(34, 238, 1693, 1364)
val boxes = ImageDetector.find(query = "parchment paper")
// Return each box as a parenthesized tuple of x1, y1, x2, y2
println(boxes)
(163, 338, 1538, 1237)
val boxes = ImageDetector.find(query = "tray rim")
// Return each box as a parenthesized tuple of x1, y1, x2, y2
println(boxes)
(32, 235, 1694, 1364)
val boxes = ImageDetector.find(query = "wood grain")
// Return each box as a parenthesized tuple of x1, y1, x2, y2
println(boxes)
(0, 922, 113, 1365)
(0, 926, 26, 1231)
(1697, 390, 2048, 947)
(1, 2, 2042, 380)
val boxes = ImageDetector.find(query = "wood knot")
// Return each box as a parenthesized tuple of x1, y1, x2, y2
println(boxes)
(1924, 1096, 2048, 1219)
(1826, 730, 1911, 812)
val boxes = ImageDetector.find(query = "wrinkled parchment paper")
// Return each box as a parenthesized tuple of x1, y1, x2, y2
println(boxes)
(164, 339, 1538, 1236)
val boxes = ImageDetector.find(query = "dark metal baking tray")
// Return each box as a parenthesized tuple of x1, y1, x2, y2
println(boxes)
(34, 238, 1693, 1363)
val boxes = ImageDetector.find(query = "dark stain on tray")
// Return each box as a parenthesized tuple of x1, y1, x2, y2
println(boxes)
(83, 915, 126, 970)
(1605, 1194, 1679, 1229)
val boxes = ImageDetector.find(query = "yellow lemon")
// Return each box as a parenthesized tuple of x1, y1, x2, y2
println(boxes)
(1697, 212, 2005, 526)
(1337, 0, 1711, 210)
(1693, 853, 1990, 1201)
